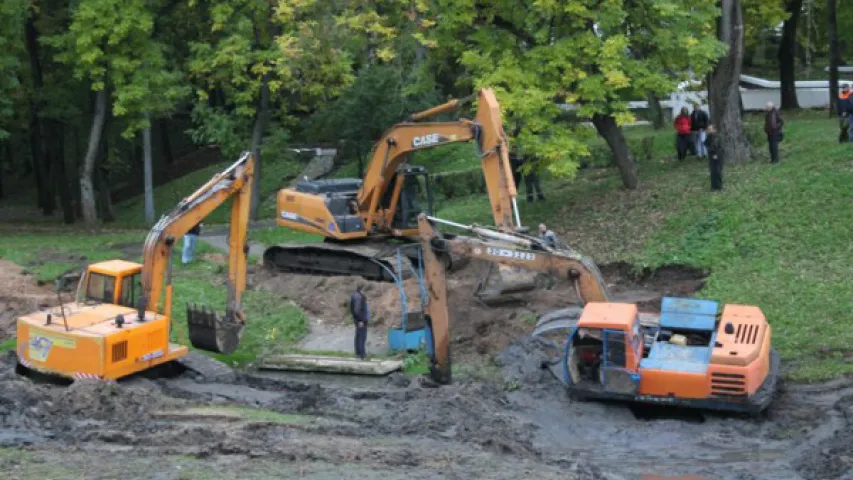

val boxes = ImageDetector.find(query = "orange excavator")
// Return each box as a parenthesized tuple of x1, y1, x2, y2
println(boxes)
(15, 153, 255, 381)
(416, 214, 779, 414)
(263, 88, 525, 288)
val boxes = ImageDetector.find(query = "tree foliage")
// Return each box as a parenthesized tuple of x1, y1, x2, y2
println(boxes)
(427, 0, 725, 179)
(0, 0, 27, 139)
(46, 0, 187, 137)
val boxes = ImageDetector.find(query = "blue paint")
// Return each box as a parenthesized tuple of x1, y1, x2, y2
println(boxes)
(660, 297, 718, 332)
(661, 297, 718, 316)
(388, 328, 427, 351)
(660, 312, 716, 332)
(640, 342, 710, 374)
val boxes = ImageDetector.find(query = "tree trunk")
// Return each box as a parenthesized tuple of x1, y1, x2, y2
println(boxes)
(72, 124, 82, 218)
(646, 92, 665, 129)
(827, 0, 839, 116)
(143, 122, 155, 224)
(81, 89, 107, 232)
(50, 121, 75, 224)
(25, 16, 52, 214)
(0, 142, 5, 199)
(159, 118, 173, 165)
(96, 127, 115, 223)
(709, 0, 752, 164)
(591, 113, 638, 189)
(249, 75, 270, 220)
(779, 0, 803, 110)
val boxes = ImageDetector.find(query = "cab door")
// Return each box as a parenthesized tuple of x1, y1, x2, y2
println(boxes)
(601, 328, 641, 395)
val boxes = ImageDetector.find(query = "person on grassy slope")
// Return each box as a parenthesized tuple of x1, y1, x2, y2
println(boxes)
(705, 124, 723, 191)
(690, 104, 710, 159)
(674, 107, 692, 161)
(182, 222, 202, 264)
(764, 102, 784, 164)
(838, 84, 852, 143)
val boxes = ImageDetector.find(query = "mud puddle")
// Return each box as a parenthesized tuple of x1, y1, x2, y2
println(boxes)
(499, 336, 853, 480)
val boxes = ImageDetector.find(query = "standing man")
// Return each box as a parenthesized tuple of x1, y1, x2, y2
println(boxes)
(705, 124, 723, 191)
(838, 84, 852, 143)
(690, 104, 710, 159)
(182, 222, 202, 264)
(350, 284, 369, 360)
(764, 102, 784, 164)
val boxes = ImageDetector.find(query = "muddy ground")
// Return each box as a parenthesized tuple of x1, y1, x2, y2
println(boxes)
(0, 340, 851, 480)
(1, 258, 852, 479)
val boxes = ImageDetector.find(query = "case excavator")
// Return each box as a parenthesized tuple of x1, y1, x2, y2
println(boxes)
(263, 88, 532, 299)
(15, 153, 255, 381)
(415, 214, 779, 414)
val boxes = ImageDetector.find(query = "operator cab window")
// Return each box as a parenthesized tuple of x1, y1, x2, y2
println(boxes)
(85, 272, 115, 304)
(119, 273, 141, 308)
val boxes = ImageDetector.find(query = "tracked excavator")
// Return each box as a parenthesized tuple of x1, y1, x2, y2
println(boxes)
(416, 214, 779, 414)
(263, 88, 532, 297)
(15, 153, 255, 381)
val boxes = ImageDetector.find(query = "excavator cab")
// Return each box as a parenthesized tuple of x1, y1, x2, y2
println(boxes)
(386, 165, 434, 230)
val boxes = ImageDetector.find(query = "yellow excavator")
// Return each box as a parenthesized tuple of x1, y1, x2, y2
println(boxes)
(263, 88, 525, 288)
(15, 153, 255, 381)
(415, 214, 779, 414)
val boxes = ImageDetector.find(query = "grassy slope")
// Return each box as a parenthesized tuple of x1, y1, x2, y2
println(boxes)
(113, 155, 303, 228)
(429, 111, 852, 381)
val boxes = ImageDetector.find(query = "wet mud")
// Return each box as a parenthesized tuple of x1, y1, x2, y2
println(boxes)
(0, 342, 850, 479)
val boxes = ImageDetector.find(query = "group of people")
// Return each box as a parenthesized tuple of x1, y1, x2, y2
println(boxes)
(673, 105, 724, 190)
(673, 101, 787, 192)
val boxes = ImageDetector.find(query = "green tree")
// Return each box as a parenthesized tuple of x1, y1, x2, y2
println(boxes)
(46, 0, 187, 232)
(0, 0, 26, 140)
(428, 0, 724, 189)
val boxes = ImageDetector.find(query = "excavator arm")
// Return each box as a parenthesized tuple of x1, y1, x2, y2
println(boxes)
(356, 88, 521, 232)
(416, 214, 611, 384)
(140, 152, 254, 355)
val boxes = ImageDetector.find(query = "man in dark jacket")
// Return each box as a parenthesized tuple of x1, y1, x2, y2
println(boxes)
(838, 84, 852, 143)
(350, 284, 369, 360)
(690, 105, 710, 158)
(704, 124, 723, 191)
(764, 102, 784, 164)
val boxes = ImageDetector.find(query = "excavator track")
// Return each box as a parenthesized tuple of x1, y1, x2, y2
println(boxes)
(263, 242, 418, 282)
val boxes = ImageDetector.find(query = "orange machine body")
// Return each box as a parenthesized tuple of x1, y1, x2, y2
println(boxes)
(16, 260, 187, 381)
(564, 297, 778, 413)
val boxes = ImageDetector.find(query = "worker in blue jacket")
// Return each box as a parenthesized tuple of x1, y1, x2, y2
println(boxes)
(350, 284, 369, 360)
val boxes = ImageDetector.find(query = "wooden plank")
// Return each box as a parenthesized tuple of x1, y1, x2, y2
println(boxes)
(258, 354, 403, 376)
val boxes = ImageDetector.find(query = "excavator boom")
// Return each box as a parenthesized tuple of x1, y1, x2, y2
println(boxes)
(416, 214, 611, 384)
(142, 152, 254, 354)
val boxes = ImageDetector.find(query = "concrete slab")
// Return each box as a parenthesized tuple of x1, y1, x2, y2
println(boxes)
(258, 354, 402, 376)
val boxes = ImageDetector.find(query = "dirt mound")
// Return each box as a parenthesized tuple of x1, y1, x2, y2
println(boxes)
(0, 259, 56, 339)
(252, 259, 707, 359)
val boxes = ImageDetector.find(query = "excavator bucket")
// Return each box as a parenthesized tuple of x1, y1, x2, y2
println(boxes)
(474, 263, 539, 305)
(186, 303, 245, 355)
